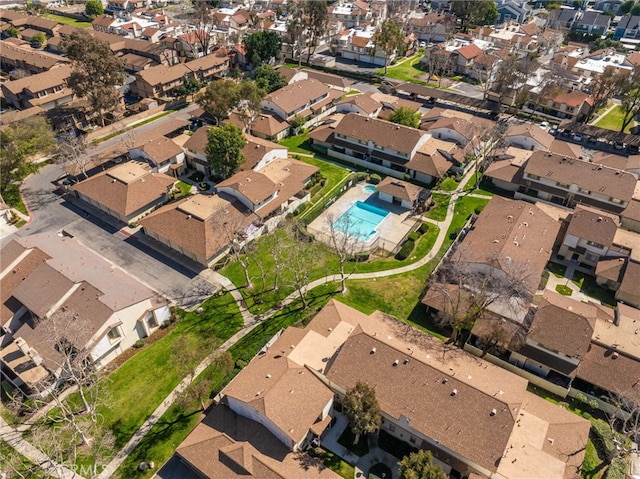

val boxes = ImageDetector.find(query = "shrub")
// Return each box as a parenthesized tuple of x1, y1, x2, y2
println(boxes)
(407, 231, 420, 242)
(294, 203, 308, 216)
(449, 228, 462, 240)
(395, 239, 415, 260)
(134, 339, 145, 348)
(353, 252, 370, 262)
(418, 222, 430, 235)
(354, 172, 369, 182)
(604, 458, 627, 479)
(591, 419, 615, 459)
(555, 284, 573, 296)
(235, 359, 248, 369)
(474, 207, 483, 215)
(582, 412, 592, 420)
(370, 174, 382, 185)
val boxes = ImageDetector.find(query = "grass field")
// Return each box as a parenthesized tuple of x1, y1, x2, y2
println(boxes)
(2, 183, 28, 215)
(377, 53, 432, 84)
(95, 293, 242, 451)
(594, 105, 634, 133)
(44, 13, 92, 28)
(427, 193, 451, 221)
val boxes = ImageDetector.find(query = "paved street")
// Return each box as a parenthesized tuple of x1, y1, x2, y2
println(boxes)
(13, 163, 220, 309)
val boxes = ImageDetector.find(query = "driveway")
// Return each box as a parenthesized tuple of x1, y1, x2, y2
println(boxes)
(450, 80, 484, 99)
(15, 164, 220, 309)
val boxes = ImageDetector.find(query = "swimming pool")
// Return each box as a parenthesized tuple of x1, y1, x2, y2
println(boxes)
(364, 185, 377, 194)
(333, 201, 389, 241)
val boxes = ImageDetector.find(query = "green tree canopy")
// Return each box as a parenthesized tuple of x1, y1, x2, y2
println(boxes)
(343, 381, 382, 444)
(0, 116, 56, 193)
(235, 80, 266, 130)
(451, 0, 499, 31)
(254, 65, 287, 93)
(374, 18, 405, 74)
(196, 79, 240, 124)
(631, 3, 640, 15)
(398, 450, 447, 479)
(85, 0, 104, 18)
(31, 32, 46, 48)
(618, 64, 640, 132)
(243, 31, 282, 66)
(206, 123, 247, 178)
(618, 0, 635, 14)
(6, 25, 20, 38)
(173, 76, 201, 99)
(388, 106, 421, 129)
(63, 30, 125, 127)
(302, 0, 328, 64)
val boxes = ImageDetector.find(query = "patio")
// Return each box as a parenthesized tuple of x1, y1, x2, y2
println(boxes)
(307, 183, 419, 254)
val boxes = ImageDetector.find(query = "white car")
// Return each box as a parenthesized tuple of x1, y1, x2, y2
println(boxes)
(540, 121, 549, 130)
(419, 41, 426, 48)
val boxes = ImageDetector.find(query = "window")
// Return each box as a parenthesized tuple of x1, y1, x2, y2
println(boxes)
(586, 253, 598, 262)
(147, 313, 158, 329)
(107, 327, 121, 342)
(586, 240, 604, 249)
(610, 197, 623, 204)
(556, 182, 569, 188)
(410, 436, 417, 444)
(527, 174, 541, 181)
(579, 188, 590, 194)
(388, 424, 395, 432)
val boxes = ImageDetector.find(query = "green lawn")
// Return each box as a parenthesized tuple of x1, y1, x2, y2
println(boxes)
(446, 196, 489, 237)
(308, 448, 355, 479)
(175, 181, 192, 197)
(2, 183, 28, 215)
(594, 105, 634, 133)
(463, 173, 495, 194)
(426, 193, 451, 221)
(376, 54, 432, 84)
(279, 133, 314, 155)
(438, 177, 459, 192)
(555, 284, 573, 296)
(0, 441, 48, 478)
(97, 292, 243, 450)
(43, 13, 92, 28)
(297, 155, 349, 193)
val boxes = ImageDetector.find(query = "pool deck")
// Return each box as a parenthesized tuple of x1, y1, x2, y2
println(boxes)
(307, 183, 418, 253)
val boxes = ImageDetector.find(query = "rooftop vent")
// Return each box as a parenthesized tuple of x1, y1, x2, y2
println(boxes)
(403, 358, 409, 365)
(393, 359, 399, 366)
(370, 347, 376, 354)
(612, 351, 619, 359)
(266, 374, 271, 378)
(490, 408, 497, 416)
(442, 378, 448, 384)
(451, 389, 458, 397)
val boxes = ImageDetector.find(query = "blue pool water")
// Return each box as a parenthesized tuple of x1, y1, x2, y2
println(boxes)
(333, 201, 389, 241)
(364, 185, 377, 194)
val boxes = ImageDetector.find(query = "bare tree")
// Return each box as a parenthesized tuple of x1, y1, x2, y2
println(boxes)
(282, 222, 320, 309)
(57, 131, 89, 179)
(426, 250, 533, 343)
(325, 211, 361, 294)
(265, 227, 287, 292)
(604, 392, 640, 465)
(221, 217, 254, 289)
(190, 0, 217, 58)
(285, 1, 306, 66)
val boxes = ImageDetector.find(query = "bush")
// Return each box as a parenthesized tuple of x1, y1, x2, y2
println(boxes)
(353, 252, 370, 262)
(294, 203, 308, 216)
(235, 359, 248, 369)
(395, 239, 415, 260)
(582, 412, 592, 420)
(354, 172, 369, 182)
(369, 174, 382, 185)
(134, 339, 145, 348)
(407, 231, 420, 241)
(591, 419, 615, 459)
(604, 458, 627, 479)
(449, 228, 462, 240)
(418, 222, 430, 235)
(474, 207, 483, 215)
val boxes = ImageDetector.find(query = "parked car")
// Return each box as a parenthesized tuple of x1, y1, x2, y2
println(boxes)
(540, 121, 549, 130)
(572, 134, 583, 141)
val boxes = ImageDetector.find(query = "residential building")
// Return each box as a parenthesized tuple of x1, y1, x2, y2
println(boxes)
(1, 64, 73, 110)
(336, 92, 383, 118)
(525, 90, 593, 121)
(557, 206, 627, 268)
(309, 113, 457, 185)
(376, 176, 424, 209)
(504, 124, 554, 151)
(613, 15, 640, 41)
(261, 78, 342, 126)
(130, 135, 186, 175)
(496, 0, 532, 24)
(0, 40, 68, 75)
(197, 299, 590, 478)
(517, 153, 637, 213)
(407, 11, 456, 42)
(279, 67, 355, 92)
(249, 114, 290, 141)
(327, 0, 373, 28)
(332, 26, 394, 67)
(72, 161, 176, 224)
(550, 9, 611, 35)
(452, 196, 560, 294)
(452, 43, 483, 76)
(0, 233, 169, 397)
(131, 54, 229, 98)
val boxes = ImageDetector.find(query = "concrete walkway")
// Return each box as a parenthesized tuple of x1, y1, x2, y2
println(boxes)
(589, 102, 618, 126)
(544, 264, 595, 303)
(320, 413, 361, 466)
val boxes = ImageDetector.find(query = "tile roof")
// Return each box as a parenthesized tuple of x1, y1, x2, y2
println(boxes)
(176, 405, 339, 478)
(2, 63, 71, 95)
(619, 260, 640, 303)
(333, 113, 427, 157)
(139, 193, 255, 262)
(595, 256, 626, 283)
(138, 136, 183, 163)
(524, 152, 637, 205)
(527, 291, 595, 361)
(72, 162, 175, 217)
(577, 342, 640, 404)
(564, 206, 618, 248)
(505, 124, 554, 150)
(263, 79, 331, 118)
(456, 43, 482, 60)
(376, 176, 423, 203)
(452, 196, 560, 293)
(11, 262, 74, 319)
(338, 92, 381, 115)
(549, 139, 581, 160)
(0, 40, 68, 70)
